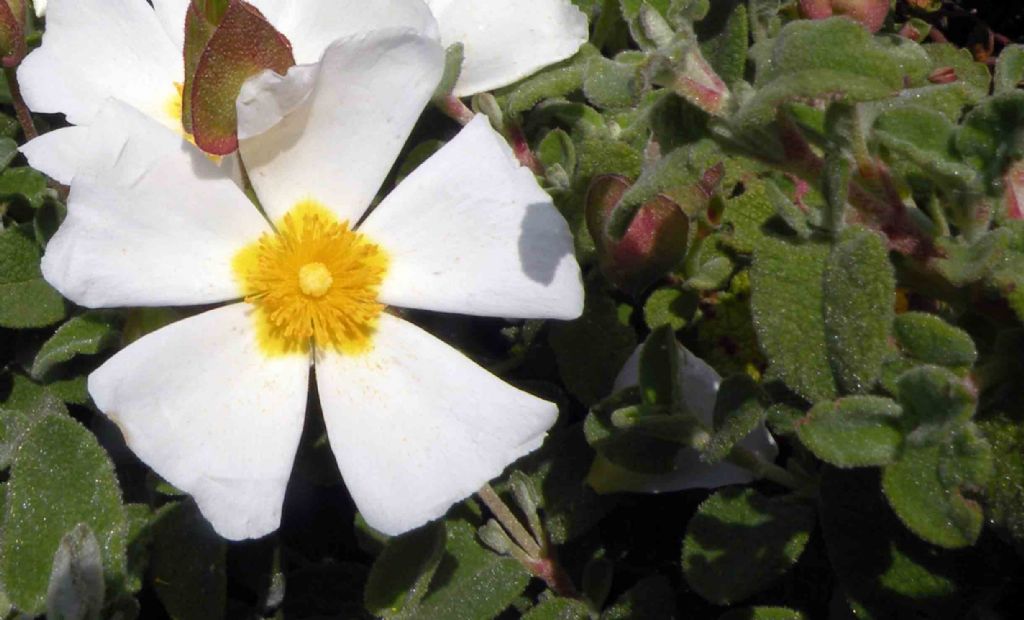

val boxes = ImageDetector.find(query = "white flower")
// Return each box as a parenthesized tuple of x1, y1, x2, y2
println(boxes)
(32, 0, 44, 18)
(41, 29, 584, 540)
(423, 0, 590, 96)
(17, 0, 439, 184)
(588, 343, 778, 494)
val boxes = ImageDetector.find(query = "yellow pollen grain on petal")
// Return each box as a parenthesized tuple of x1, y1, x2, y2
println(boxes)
(232, 200, 390, 357)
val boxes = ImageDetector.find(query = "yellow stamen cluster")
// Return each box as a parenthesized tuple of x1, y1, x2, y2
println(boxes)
(233, 201, 389, 356)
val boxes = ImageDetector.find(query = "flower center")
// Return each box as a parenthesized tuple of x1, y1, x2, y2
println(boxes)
(298, 262, 333, 297)
(233, 201, 389, 356)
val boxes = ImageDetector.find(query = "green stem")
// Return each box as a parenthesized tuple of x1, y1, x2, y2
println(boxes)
(477, 484, 541, 558)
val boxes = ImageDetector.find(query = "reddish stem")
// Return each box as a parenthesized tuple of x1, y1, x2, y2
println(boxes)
(436, 94, 474, 126)
(506, 122, 543, 175)
(4, 66, 37, 141)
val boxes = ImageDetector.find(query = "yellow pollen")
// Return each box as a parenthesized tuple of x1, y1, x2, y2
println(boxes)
(299, 262, 333, 298)
(233, 201, 389, 356)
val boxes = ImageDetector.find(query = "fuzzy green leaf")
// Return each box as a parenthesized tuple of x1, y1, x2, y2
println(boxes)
(602, 574, 676, 619)
(0, 167, 49, 209)
(150, 501, 226, 620)
(0, 225, 67, 328)
(639, 325, 680, 406)
(896, 365, 975, 431)
(823, 229, 895, 394)
(994, 44, 1024, 95)
(702, 374, 763, 464)
(412, 520, 530, 620)
(365, 522, 446, 619)
(882, 425, 992, 549)
(719, 608, 807, 620)
(0, 375, 66, 470)
(522, 598, 590, 620)
(550, 279, 637, 406)
(751, 237, 837, 402)
(643, 286, 697, 331)
(31, 313, 121, 380)
(683, 488, 815, 605)
(979, 414, 1024, 555)
(819, 467, 965, 618)
(893, 312, 977, 368)
(797, 396, 903, 467)
(583, 55, 641, 109)
(2, 415, 126, 616)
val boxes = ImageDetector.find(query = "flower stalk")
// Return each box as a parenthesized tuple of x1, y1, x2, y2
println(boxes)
(4, 66, 37, 140)
(477, 482, 579, 599)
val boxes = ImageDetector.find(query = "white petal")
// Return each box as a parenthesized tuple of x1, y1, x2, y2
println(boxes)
(316, 314, 557, 536)
(590, 343, 779, 494)
(18, 0, 182, 127)
(20, 126, 89, 185)
(42, 100, 269, 308)
(361, 115, 583, 320)
(151, 0, 190, 51)
(426, 0, 588, 96)
(33, 0, 45, 18)
(239, 30, 444, 224)
(90, 304, 310, 540)
(247, 0, 438, 65)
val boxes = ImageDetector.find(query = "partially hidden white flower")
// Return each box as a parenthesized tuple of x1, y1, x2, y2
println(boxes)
(16, 0, 439, 184)
(40, 29, 584, 540)
(423, 0, 590, 97)
(587, 343, 778, 494)
(32, 0, 44, 18)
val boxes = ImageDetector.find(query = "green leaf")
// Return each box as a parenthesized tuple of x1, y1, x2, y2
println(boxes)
(365, 522, 446, 619)
(0, 375, 66, 470)
(796, 396, 903, 467)
(2, 415, 126, 616)
(698, 1, 749, 87)
(823, 228, 895, 394)
(502, 45, 597, 115)
(0, 167, 49, 209)
(893, 312, 977, 368)
(522, 597, 591, 620)
(585, 391, 688, 475)
(923, 43, 991, 102)
(719, 181, 778, 254)
(639, 325, 679, 406)
(896, 365, 975, 431)
(643, 286, 697, 331)
(31, 313, 121, 380)
(702, 374, 763, 464)
(602, 574, 676, 619)
(882, 424, 992, 549)
(994, 44, 1024, 95)
(932, 229, 1012, 287)
(583, 55, 641, 109)
(979, 413, 1024, 555)
(519, 425, 617, 543)
(736, 19, 930, 128)
(412, 520, 530, 620)
(0, 138, 18, 173)
(751, 237, 837, 402)
(149, 501, 226, 620)
(550, 278, 637, 406)
(719, 607, 807, 620)
(819, 467, 966, 619)
(956, 92, 1024, 191)
(537, 129, 576, 173)
(0, 224, 67, 328)
(683, 488, 815, 605)
(46, 524, 104, 620)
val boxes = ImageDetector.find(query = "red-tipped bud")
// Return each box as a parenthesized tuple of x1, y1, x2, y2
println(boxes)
(799, 0, 890, 33)
(586, 175, 690, 295)
(927, 66, 958, 84)
(1004, 161, 1024, 221)
(0, 0, 26, 67)
(185, 0, 295, 155)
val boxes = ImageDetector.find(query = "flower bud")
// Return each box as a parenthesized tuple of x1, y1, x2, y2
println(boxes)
(586, 175, 689, 295)
(798, 0, 890, 33)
